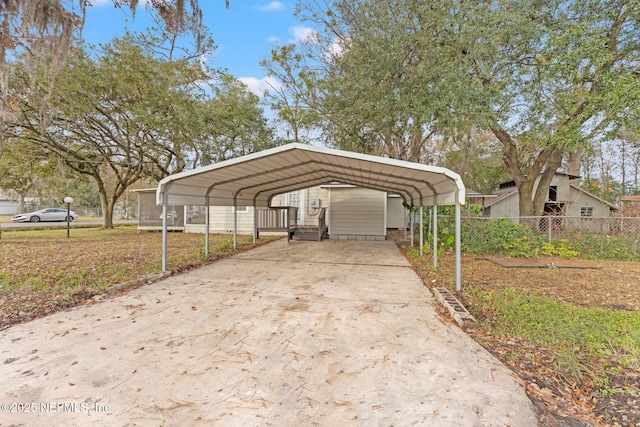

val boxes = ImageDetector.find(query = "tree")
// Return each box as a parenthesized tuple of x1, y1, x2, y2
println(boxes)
(8, 36, 211, 227)
(261, 44, 323, 145)
(437, 129, 510, 194)
(199, 76, 278, 165)
(0, 137, 56, 209)
(265, 0, 640, 215)
(0, 0, 228, 160)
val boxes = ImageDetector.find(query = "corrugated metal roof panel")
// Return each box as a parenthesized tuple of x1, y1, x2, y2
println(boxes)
(157, 143, 465, 207)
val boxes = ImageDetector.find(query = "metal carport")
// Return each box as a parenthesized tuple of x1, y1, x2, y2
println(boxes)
(156, 143, 466, 290)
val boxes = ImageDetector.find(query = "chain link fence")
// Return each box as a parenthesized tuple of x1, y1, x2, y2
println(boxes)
(458, 216, 640, 260)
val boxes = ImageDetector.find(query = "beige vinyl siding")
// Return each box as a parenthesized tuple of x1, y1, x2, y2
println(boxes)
(271, 193, 287, 206)
(268, 187, 329, 226)
(300, 187, 329, 227)
(386, 196, 405, 229)
(185, 206, 255, 234)
(329, 188, 386, 240)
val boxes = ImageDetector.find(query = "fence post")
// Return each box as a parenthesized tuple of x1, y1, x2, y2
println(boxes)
(547, 217, 552, 243)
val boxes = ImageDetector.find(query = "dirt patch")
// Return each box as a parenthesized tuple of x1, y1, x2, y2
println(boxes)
(481, 256, 599, 269)
(453, 257, 639, 311)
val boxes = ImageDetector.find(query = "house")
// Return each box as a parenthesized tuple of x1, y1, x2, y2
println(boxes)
(135, 185, 408, 240)
(481, 172, 618, 219)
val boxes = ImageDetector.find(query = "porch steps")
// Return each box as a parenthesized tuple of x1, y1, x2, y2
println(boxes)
(292, 226, 320, 241)
(291, 226, 328, 241)
(288, 208, 328, 242)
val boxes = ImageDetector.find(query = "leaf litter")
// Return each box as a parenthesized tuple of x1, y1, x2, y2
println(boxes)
(393, 233, 640, 427)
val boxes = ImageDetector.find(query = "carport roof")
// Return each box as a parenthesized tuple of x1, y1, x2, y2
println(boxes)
(156, 143, 465, 207)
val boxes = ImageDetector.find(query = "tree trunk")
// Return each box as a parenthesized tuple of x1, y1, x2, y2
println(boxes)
(104, 201, 114, 229)
(532, 149, 564, 215)
(518, 179, 536, 216)
(567, 150, 582, 176)
(97, 191, 113, 228)
(492, 125, 564, 217)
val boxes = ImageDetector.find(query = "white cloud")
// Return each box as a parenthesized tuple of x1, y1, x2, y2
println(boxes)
(238, 76, 282, 97)
(325, 36, 347, 61)
(268, 35, 280, 44)
(291, 26, 318, 43)
(256, 1, 284, 12)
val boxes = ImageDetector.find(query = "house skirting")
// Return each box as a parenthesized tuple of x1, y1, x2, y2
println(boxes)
(331, 234, 386, 241)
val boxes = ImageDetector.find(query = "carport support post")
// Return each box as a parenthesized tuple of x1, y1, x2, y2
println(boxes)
(233, 197, 238, 250)
(253, 204, 257, 243)
(161, 192, 168, 272)
(403, 206, 407, 241)
(433, 196, 438, 268)
(419, 207, 424, 256)
(455, 192, 462, 291)
(410, 208, 414, 247)
(205, 197, 210, 257)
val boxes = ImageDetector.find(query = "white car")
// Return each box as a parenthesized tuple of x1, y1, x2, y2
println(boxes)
(12, 208, 78, 223)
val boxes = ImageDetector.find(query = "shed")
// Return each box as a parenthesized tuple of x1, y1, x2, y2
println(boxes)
(483, 173, 618, 219)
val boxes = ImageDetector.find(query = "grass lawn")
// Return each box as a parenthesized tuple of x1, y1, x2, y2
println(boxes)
(397, 242, 640, 427)
(0, 225, 280, 328)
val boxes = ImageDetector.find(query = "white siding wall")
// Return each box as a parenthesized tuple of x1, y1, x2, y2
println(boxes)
(386, 196, 406, 229)
(185, 206, 255, 234)
(0, 200, 18, 216)
(329, 188, 386, 240)
(567, 188, 612, 217)
(551, 175, 571, 202)
(183, 186, 401, 237)
(488, 193, 521, 219)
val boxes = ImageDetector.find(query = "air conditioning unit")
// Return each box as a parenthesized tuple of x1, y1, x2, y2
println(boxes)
(310, 198, 321, 208)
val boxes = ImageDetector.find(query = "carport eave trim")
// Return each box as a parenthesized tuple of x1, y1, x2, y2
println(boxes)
(157, 143, 466, 207)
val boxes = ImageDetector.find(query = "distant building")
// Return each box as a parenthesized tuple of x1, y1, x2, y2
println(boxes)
(0, 199, 18, 216)
(481, 172, 618, 218)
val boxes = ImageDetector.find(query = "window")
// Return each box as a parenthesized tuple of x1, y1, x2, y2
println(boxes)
(549, 186, 558, 202)
(580, 207, 594, 217)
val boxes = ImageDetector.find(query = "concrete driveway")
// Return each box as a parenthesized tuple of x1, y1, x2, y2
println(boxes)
(0, 239, 538, 426)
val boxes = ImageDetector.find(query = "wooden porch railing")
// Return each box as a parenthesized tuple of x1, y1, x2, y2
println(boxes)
(255, 207, 298, 240)
(317, 207, 328, 241)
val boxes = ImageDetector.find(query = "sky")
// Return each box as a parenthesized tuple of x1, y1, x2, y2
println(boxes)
(83, 1, 317, 96)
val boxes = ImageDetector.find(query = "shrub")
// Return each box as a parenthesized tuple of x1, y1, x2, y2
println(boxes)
(541, 239, 580, 258)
